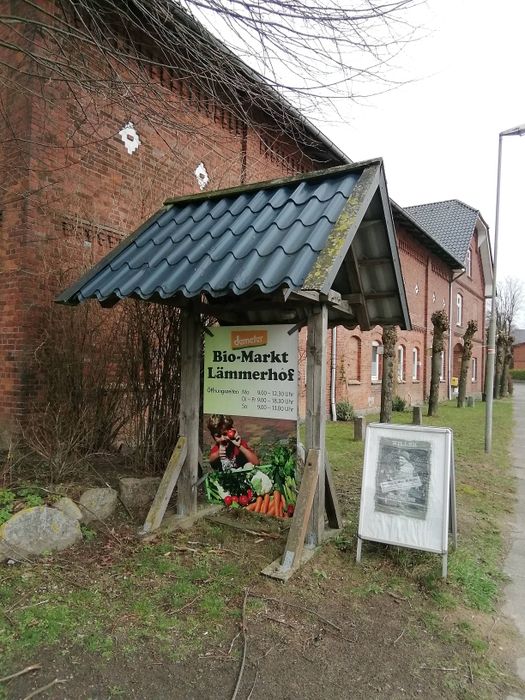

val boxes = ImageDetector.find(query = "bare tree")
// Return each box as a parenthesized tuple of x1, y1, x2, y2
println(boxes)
(428, 310, 448, 417)
(494, 277, 522, 398)
(457, 320, 477, 408)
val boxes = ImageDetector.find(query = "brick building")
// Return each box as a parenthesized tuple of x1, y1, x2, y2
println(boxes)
(0, 1, 492, 429)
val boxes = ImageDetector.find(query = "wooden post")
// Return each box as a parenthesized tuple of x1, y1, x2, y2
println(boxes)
(177, 308, 201, 517)
(353, 416, 365, 441)
(140, 437, 188, 534)
(412, 406, 422, 425)
(305, 305, 327, 546)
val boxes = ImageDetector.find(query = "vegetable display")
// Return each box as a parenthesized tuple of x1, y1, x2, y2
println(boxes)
(203, 444, 298, 518)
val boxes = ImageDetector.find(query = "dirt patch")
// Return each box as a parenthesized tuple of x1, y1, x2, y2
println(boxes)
(2, 528, 524, 700)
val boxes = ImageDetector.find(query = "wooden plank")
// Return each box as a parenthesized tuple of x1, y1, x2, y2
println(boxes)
(305, 306, 327, 545)
(139, 437, 188, 534)
(177, 308, 201, 516)
(280, 449, 320, 572)
(324, 454, 343, 530)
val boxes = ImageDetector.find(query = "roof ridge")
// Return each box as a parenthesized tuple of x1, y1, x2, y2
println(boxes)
(163, 159, 381, 207)
(405, 199, 480, 215)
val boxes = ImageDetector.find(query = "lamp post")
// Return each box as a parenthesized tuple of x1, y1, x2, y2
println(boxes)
(485, 122, 525, 453)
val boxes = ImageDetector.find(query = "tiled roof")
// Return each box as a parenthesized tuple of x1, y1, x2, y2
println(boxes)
(59, 170, 358, 302)
(57, 161, 411, 330)
(404, 199, 480, 266)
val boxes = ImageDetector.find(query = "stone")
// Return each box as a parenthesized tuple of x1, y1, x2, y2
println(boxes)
(53, 496, 82, 521)
(412, 406, 423, 425)
(78, 487, 118, 523)
(119, 477, 161, 511)
(0, 506, 82, 562)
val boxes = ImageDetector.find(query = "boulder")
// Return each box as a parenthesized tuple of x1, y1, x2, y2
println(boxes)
(78, 487, 118, 523)
(0, 506, 82, 562)
(53, 496, 83, 521)
(119, 477, 161, 511)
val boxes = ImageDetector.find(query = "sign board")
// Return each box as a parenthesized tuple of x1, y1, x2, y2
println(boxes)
(357, 423, 455, 575)
(204, 324, 298, 420)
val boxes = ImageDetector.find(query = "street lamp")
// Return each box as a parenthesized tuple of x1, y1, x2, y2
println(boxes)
(485, 122, 525, 453)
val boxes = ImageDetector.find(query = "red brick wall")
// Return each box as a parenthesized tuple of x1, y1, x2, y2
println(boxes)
(514, 343, 525, 370)
(0, 15, 330, 427)
(297, 223, 486, 417)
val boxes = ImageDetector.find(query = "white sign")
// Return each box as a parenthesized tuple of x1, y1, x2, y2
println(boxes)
(358, 423, 453, 556)
(204, 324, 298, 420)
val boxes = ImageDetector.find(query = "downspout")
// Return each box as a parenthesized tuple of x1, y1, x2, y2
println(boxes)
(331, 327, 337, 421)
(448, 269, 466, 399)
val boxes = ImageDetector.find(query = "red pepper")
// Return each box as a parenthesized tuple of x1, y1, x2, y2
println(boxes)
(224, 496, 233, 507)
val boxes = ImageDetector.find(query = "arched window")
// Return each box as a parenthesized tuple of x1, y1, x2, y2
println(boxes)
(348, 336, 361, 382)
(440, 351, 446, 381)
(412, 347, 420, 381)
(371, 341, 380, 381)
(472, 356, 478, 382)
(466, 248, 472, 277)
(397, 345, 405, 381)
(456, 293, 463, 326)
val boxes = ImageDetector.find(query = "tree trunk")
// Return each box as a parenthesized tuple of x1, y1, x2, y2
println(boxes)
(457, 320, 478, 407)
(494, 333, 504, 399)
(500, 336, 512, 398)
(428, 310, 449, 416)
(380, 326, 397, 423)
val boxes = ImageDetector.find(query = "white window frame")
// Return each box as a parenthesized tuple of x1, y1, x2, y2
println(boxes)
(371, 342, 380, 381)
(412, 347, 419, 381)
(439, 351, 445, 381)
(456, 293, 463, 327)
(466, 248, 472, 277)
(397, 345, 405, 381)
(471, 356, 478, 382)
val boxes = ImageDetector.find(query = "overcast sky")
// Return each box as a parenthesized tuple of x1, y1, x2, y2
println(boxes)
(317, 0, 525, 319)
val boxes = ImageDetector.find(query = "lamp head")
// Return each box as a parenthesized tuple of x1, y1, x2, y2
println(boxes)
(500, 123, 525, 137)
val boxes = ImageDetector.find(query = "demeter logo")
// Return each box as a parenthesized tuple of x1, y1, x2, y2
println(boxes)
(231, 330, 268, 350)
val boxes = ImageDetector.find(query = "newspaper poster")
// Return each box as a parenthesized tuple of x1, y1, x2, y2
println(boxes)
(375, 437, 431, 520)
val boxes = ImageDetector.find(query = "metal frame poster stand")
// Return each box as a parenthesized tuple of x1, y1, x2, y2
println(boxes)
(356, 424, 457, 579)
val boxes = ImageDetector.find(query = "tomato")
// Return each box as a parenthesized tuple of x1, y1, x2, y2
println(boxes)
(226, 429, 236, 439)
(224, 496, 233, 507)
(246, 489, 253, 501)
(239, 495, 249, 507)
(232, 495, 239, 503)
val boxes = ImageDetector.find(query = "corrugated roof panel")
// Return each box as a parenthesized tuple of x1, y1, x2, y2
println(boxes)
(72, 171, 360, 303)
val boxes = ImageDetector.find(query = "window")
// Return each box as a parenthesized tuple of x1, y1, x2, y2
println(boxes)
(371, 341, 380, 381)
(456, 293, 463, 326)
(412, 347, 420, 381)
(348, 336, 361, 382)
(466, 248, 472, 277)
(397, 345, 405, 381)
(439, 351, 445, 381)
(472, 356, 478, 382)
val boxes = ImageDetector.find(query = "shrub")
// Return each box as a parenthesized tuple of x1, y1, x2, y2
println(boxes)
(392, 395, 407, 412)
(336, 401, 354, 421)
(510, 369, 525, 381)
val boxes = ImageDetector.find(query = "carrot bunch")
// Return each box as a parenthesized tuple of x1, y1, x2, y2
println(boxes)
(245, 490, 287, 518)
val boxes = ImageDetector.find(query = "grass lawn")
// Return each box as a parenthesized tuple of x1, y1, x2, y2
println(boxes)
(0, 398, 523, 699)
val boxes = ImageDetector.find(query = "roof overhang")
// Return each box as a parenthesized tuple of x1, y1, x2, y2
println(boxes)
(57, 160, 411, 332)
(475, 215, 493, 297)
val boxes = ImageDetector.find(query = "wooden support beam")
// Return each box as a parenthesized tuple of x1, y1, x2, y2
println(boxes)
(139, 437, 188, 535)
(325, 454, 343, 530)
(279, 449, 320, 572)
(305, 305, 327, 545)
(177, 308, 201, 517)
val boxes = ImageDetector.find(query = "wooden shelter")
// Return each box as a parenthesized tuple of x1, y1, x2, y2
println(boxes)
(58, 159, 411, 577)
